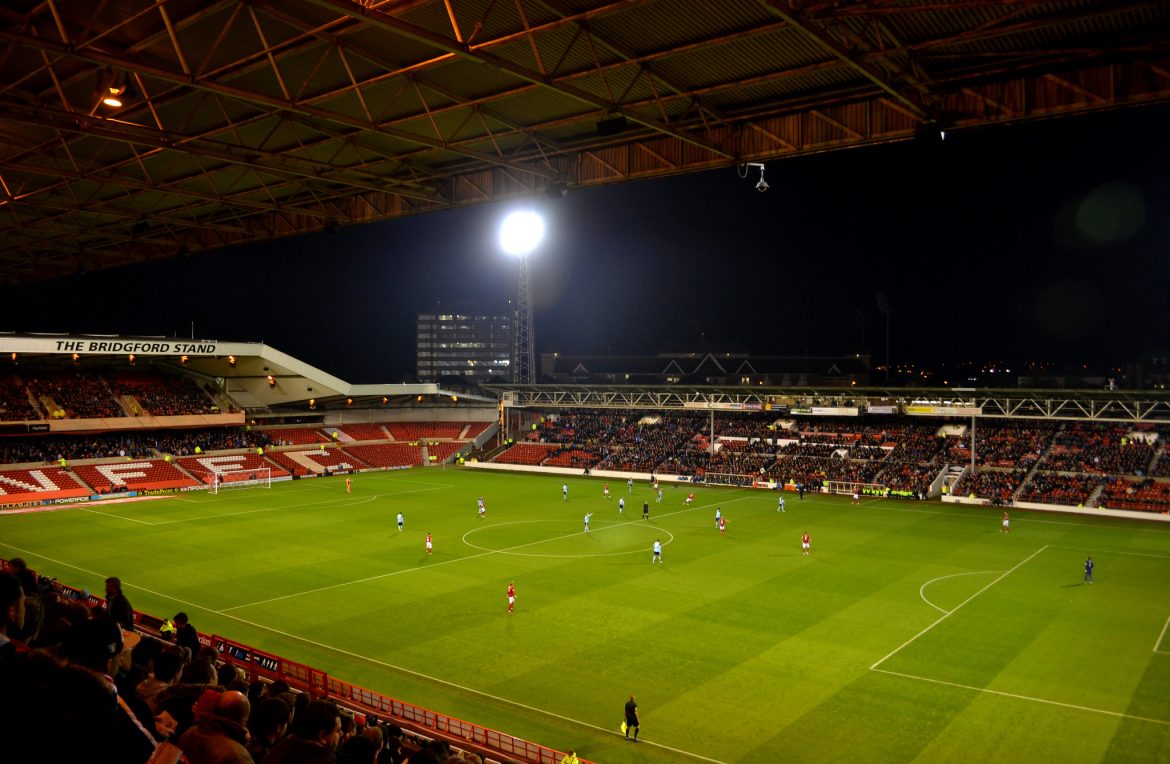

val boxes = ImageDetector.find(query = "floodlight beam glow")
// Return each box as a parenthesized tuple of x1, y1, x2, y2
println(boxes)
(499, 210, 545, 256)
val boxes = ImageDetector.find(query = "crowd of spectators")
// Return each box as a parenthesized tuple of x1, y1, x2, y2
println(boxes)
(1099, 476, 1170, 513)
(0, 428, 270, 465)
(0, 374, 42, 421)
(0, 369, 224, 422)
(114, 373, 216, 416)
(0, 562, 488, 763)
(495, 411, 1170, 508)
(952, 468, 1028, 502)
(1017, 472, 1102, 506)
(950, 421, 1056, 468)
(24, 371, 126, 419)
(1038, 424, 1156, 475)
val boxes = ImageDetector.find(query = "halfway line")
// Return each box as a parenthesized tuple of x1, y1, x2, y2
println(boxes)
(223, 494, 753, 611)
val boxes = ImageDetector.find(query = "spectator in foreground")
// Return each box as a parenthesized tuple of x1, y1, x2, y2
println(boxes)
(178, 689, 254, 764)
(174, 611, 200, 655)
(105, 576, 136, 632)
(247, 695, 292, 762)
(60, 616, 158, 762)
(265, 699, 342, 764)
(0, 572, 25, 663)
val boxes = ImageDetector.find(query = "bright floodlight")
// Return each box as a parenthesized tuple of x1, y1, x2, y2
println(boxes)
(499, 210, 545, 256)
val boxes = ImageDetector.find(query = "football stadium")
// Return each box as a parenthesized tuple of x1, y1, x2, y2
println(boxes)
(4, 3, 1170, 764)
(3, 340, 1170, 764)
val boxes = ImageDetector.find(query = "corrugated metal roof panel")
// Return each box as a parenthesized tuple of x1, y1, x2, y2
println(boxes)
(1, 0, 1168, 280)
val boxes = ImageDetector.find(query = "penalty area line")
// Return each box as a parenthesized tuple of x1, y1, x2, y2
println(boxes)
(1155, 613, 1170, 654)
(871, 667, 1170, 727)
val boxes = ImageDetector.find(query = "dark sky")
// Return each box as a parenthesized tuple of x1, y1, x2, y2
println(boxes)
(3, 103, 1169, 383)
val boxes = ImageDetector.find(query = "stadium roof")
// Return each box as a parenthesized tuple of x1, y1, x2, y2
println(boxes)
(2, 0, 1169, 284)
(0, 333, 496, 408)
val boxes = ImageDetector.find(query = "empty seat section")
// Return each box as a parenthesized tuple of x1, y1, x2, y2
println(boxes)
(491, 443, 558, 465)
(269, 447, 366, 475)
(335, 424, 389, 441)
(0, 466, 89, 503)
(386, 422, 465, 440)
(71, 460, 201, 492)
(426, 443, 463, 462)
(175, 452, 290, 480)
(342, 444, 424, 468)
(265, 427, 328, 446)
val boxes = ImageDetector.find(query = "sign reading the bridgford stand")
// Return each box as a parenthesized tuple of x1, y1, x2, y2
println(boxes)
(0, 335, 248, 357)
(53, 339, 219, 354)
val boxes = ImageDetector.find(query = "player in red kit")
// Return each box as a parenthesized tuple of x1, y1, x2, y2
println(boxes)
(685, 492, 694, 506)
(425, 532, 433, 554)
(507, 582, 516, 613)
(802, 532, 811, 556)
(718, 516, 726, 535)
(604, 483, 610, 499)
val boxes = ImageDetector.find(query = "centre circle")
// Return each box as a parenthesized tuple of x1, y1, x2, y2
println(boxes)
(462, 519, 674, 558)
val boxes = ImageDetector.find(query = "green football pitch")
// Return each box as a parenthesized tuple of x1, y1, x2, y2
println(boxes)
(3, 468, 1170, 764)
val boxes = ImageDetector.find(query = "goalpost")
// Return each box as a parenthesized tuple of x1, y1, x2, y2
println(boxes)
(195, 467, 273, 494)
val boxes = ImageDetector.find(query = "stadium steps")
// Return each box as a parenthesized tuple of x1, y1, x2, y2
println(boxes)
(1012, 461, 1044, 503)
(1087, 482, 1106, 508)
(1149, 440, 1164, 474)
(170, 459, 207, 486)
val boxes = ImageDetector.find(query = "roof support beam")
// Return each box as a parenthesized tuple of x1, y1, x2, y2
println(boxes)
(755, 0, 933, 121)
(302, 0, 734, 159)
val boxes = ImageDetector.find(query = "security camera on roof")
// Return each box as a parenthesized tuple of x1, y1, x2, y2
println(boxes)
(739, 161, 768, 193)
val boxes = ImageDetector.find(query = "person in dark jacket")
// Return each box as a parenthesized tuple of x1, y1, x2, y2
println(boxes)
(105, 576, 136, 632)
(265, 699, 341, 764)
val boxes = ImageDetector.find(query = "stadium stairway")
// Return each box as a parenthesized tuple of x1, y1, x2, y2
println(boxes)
(1011, 443, 1051, 503)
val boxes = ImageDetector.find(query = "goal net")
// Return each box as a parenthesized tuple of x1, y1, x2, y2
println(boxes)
(195, 467, 273, 494)
(826, 480, 885, 497)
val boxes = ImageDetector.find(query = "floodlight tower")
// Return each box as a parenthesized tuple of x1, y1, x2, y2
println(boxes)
(499, 210, 545, 384)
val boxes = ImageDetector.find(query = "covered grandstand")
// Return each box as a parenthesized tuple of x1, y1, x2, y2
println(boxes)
(4, 1, 1170, 761)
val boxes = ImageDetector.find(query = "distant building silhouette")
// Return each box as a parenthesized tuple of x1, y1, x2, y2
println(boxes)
(416, 303, 513, 384)
(541, 351, 870, 387)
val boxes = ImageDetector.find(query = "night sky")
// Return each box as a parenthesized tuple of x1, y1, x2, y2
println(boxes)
(2, 103, 1169, 383)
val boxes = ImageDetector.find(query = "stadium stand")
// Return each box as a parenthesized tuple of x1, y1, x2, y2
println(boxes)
(111, 371, 213, 416)
(1017, 472, 1102, 506)
(262, 427, 328, 446)
(175, 452, 290, 482)
(1099, 477, 1170, 513)
(333, 423, 389, 441)
(426, 442, 464, 463)
(386, 422, 466, 440)
(951, 468, 1028, 503)
(23, 370, 125, 419)
(491, 443, 559, 465)
(267, 447, 364, 476)
(543, 448, 603, 468)
(0, 374, 43, 421)
(462, 421, 492, 438)
(341, 443, 424, 468)
(70, 459, 201, 493)
(0, 466, 90, 503)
